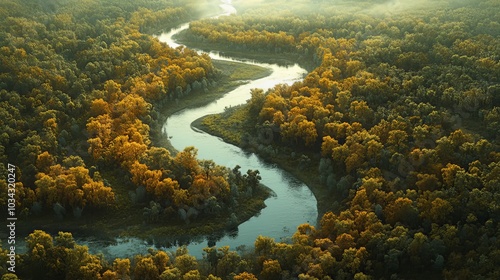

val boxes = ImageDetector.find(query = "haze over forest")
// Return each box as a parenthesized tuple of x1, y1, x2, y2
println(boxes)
(0, 0, 499, 279)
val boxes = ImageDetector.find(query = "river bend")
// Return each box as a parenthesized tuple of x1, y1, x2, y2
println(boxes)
(158, 0, 317, 257)
(80, 0, 317, 260)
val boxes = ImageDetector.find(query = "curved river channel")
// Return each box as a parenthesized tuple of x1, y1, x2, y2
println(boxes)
(82, 0, 317, 259)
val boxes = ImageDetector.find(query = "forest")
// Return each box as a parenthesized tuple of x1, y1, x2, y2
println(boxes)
(0, 0, 273, 225)
(194, 0, 500, 279)
(1, 0, 499, 279)
(0, 0, 270, 278)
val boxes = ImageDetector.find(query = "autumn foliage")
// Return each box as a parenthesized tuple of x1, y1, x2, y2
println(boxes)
(0, 0, 219, 218)
(1, 0, 499, 279)
(186, 0, 500, 278)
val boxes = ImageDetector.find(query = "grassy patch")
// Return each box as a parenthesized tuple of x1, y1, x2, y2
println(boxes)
(214, 60, 272, 81)
(155, 60, 270, 120)
(192, 105, 251, 146)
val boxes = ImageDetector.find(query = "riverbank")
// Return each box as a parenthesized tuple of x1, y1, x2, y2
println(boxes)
(116, 58, 277, 247)
(10, 59, 274, 251)
(151, 59, 272, 154)
(192, 106, 337, 221)
(173, 31, 318, 72)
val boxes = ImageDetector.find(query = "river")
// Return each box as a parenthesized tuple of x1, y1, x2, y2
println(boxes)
(84, 0, 317, 260)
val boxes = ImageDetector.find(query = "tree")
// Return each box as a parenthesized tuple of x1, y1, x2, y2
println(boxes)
(248, 88, 266, 119)
(349, 100, 374, 126)
(255, 235, 276, 257)
(65, 245, 104, 280)
(134, 257, 159, 280)
(350, 189, 372, 211)
(175, 254, 198, 275)
(415, 173, 441, 192)
(111, 135, 148, 167)
(114, 94, 151, 123)
(386, 130, 408, 154)
(174, 147, 200, 179)
(335, 233, 356, 251)
(87, 114, 113, 160)
(384, 197, 418, 227)
(233, 272, 258, 280)
(216, 246, 243, 277)
(143, 147, 172, 170)
(54, 231, 76, 248)
(261, 259, 282, 280)
(90, 98, 111, 116)
(101, 270, 118, 280)
(182, 270, 202, 280)
(82, 181, 115, 208)
(1, 274, 19, 280)
(441, 163, 464, 188)
(36, 151, 56, 173)
(26, 230, 53, 254)
(321, 136, 340, 157)
(428, 198, 453, 224)
(408, 232, 430, 267)
(113, 258, 131, 280)
(297, 119, 318, 147)
(160, 267, 182, 280)
(340, 247, 369, 275)
(345, 152, 365, 173)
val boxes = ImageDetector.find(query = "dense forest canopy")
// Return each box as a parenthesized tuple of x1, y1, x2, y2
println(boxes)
(1, 0, 499, 279)
(0, 0, 268, 268)
(0, 0, 244, 220)
(191, 0, 500, 279)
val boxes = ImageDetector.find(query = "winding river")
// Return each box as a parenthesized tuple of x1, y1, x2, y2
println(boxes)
(84, 0, 317, 259)
(160, 0, 317, 255)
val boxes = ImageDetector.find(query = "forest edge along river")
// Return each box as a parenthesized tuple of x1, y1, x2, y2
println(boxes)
(157, 0, 317, 258)
(59, 0, 316, 260)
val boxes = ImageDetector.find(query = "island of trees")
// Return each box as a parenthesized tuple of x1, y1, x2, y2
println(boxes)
(1, 0, 500, 279)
